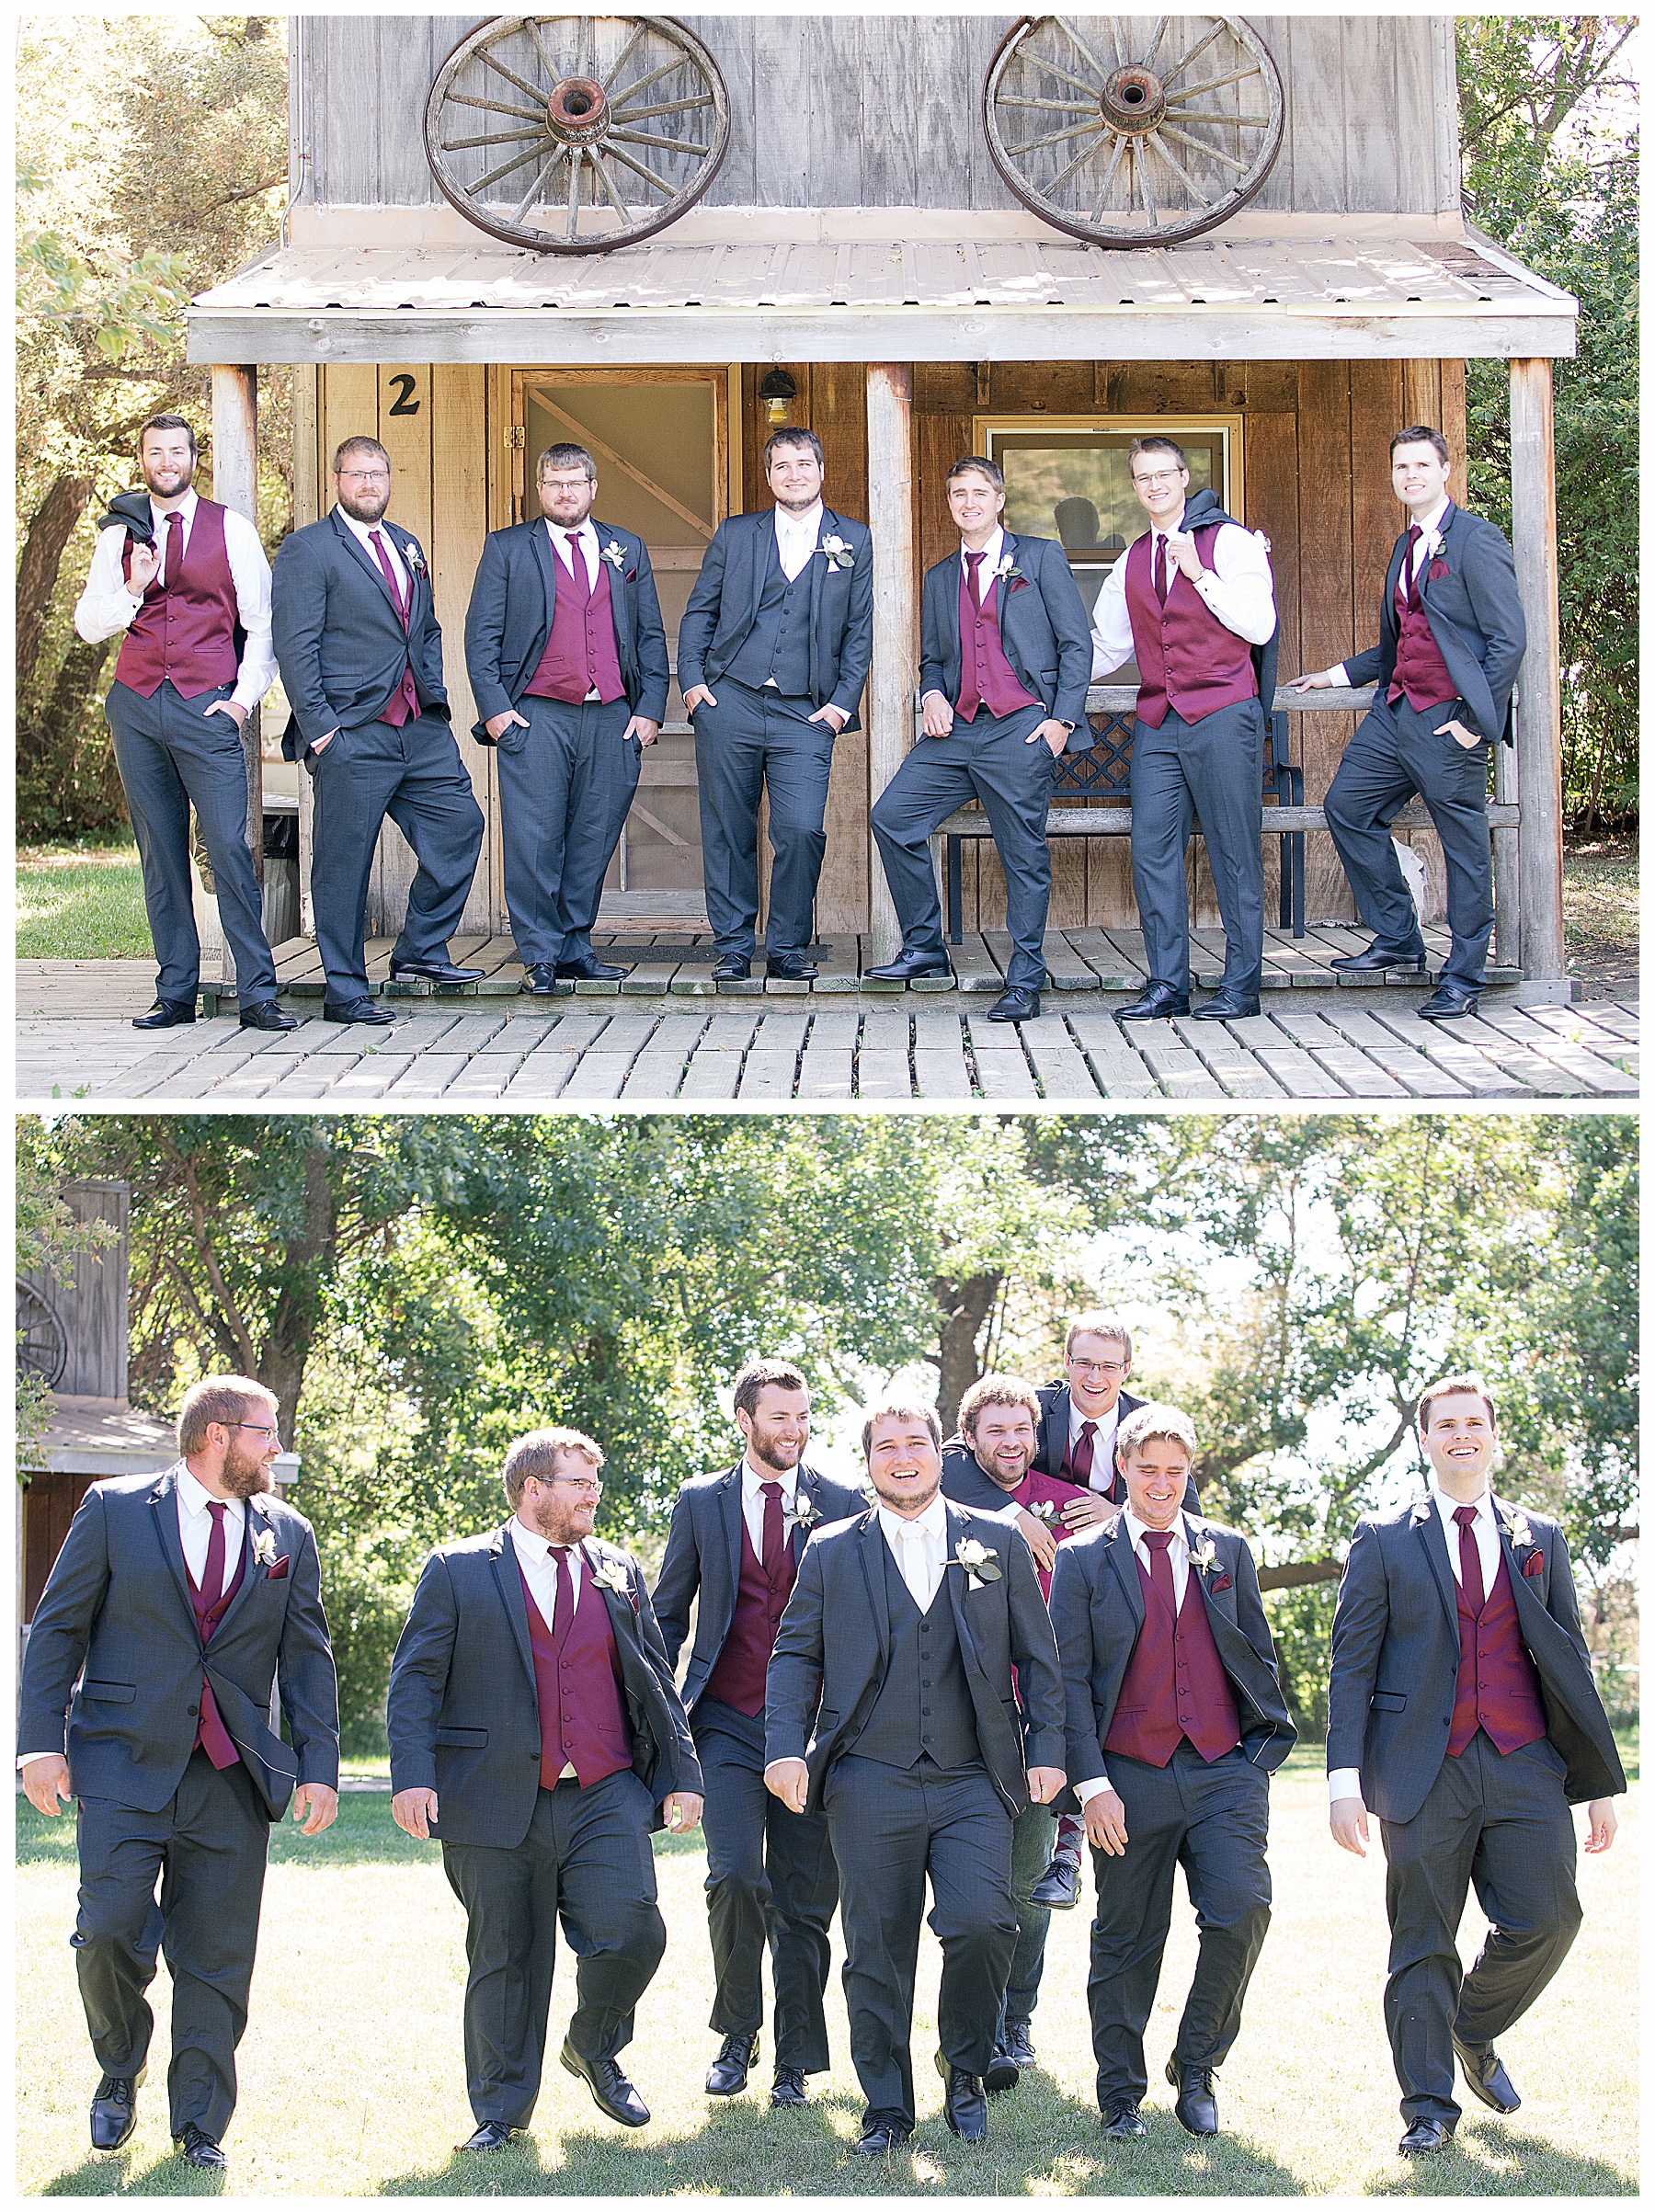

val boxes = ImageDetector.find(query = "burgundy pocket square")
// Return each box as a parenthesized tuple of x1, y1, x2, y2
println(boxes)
(268, 1556, 290, 1580)
(1209, 1575, 1233, 1594)
(1428, 558, 1450, 581)
(1522, 1552, 1545, 1578)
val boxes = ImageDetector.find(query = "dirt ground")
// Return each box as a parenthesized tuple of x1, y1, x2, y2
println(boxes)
(1564, 834, 1638, 999)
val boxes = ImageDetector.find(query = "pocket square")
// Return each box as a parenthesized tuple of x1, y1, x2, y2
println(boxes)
(1007, 575, 1031, 594)
(268, 1556, 290, 1580)
(1209, 1574, 1232, 1594)
(1521, 1552, 1545, 1578)
(1428, 558, 1450, 581)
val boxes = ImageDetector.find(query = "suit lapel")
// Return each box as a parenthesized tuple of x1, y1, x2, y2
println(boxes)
(749, 512, 774, 632)
(1105, 1512, 1146, 1626)
(720, 1463, 745, 1590)
(854, 1511, 892, 1670)
(1411, 1498, 1460, 1632)
(331, 505, 404, 626)
(148, 1467, 199, 1631)
(583, 1538, 640, 1658)
(793, 1467, 828, 1562)
(991, 532, 1017, 637)
(530, 517, 559, 632)
(489, 1524, 539, 1693)
(942, 1502, 986, 1682)
(591, 519, 631, 644)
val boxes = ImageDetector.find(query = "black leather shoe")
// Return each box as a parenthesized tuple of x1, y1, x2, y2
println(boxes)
(1398, 2116, 1456, 2155)
(712, 953, 751, 982)
(1168, 2058, 1219, 2137)
(1116, 985, 1189, 1020)
(90, 2069, 142, 2151)
(323, 995, 394, 1025)
(1192, 990, 1261, 1021)
(766, 952, 819, 982)
(1001, 2020, 1035, 2070)
(1453, 2035, 1520, 2114)
(459, 2120, 524, 2151)
(239, 1000, 297, 1032)
(1101, 2102, 1147, 2140)
(555, 955, 628, 982)
(1418, 982, 1482, 1020)
(983, 2035, 1020, 2095)
(560, 2043, 650, 2127)
(388, 957, 485, 986)
(133, 998, 195, 1031)
(935, 2049, 987, 2141)
(987, 986, 1041, 1022)
(1330, 942, 1427, 975)
(853, 2115, 913, 2154)
(521, 963, 574, 998)
(174, 2124, 227, 2171)
(1030, 1853, 1081, 1910)
(770, 2066, 808, 2108)
(863, 951, 953, 983)
(705, 2031, 758, 2097)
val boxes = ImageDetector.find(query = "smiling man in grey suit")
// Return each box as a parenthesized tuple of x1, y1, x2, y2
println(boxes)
(271, 435, 485, 1023)
(652, 1359, 865, 2107)
(868, 456, 1092, 1023)
(17, 1375, 339, 2172)
(678, 428, 873, 982)
(387, 1427, 702, 2149)
(1327, 1373, 1623, 2156)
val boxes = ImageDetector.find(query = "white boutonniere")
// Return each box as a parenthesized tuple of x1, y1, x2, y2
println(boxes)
(1510, 1511, 1534, 1552)
(947, 1536, 1003, 1591)
(1189, 1536, 1219, 1575)
(251, 1528, 277, 1569)
(589, 1556, 632, 1596)
(403, 541, 428, 579)
(1028, 1499, 1059, 1526)
(782, 1492, 820, 1534)
(993, 552, 1023, 585)
(601, 539, 627, 570)
(819, 534, 854, 572)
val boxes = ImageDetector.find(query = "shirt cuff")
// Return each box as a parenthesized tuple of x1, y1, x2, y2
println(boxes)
(1076, 1773, 1113, 1805)
(17, 1752, 59, 1769)
(1328, 1768, 1363, 1804)
(1329, 663, 1350, 689)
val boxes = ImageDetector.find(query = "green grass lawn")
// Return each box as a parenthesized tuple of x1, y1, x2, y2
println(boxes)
(17, 840, 151, 960)
(14, 1750, 1638, 2196)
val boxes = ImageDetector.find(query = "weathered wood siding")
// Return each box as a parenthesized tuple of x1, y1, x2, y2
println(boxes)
(297, 16, 1459, 220)
(21, 1182, 129, 1402)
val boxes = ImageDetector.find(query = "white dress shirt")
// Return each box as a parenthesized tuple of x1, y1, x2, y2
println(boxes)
(740, 1456, 800, 1559)
(1090, 512, 1276, 678)
(877, 1492, 950, 1613)
(337, 505, 411, 600)
(773, 500, 824, 583)
(1328, 1480, 1500, 1804)
(1076, 1509, 1193, 1803)
(74, 487, 277, 712)
(1328, 495, 1452, 687)
(1069, 1397, 1123, 1495)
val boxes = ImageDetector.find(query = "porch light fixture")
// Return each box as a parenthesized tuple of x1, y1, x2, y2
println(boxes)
(760, 368, 796, 425)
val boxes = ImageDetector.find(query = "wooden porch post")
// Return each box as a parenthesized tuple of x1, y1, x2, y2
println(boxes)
(210, 365, 265, 981)
(864, 364, 915, 963)
(1508, 357, 1566, 986)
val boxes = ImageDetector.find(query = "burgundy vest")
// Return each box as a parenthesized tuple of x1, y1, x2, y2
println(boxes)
(956, 560, 1038, 722)
(1104, 1550, 1241, 1766)
(520, 1556, 633, 1790)
(115, 499, 241, 701)
(999, 1467, 1090, 1602)
(186, 1526, 246, 1769)
(703, 1512, 798, 1716)
(1123, 523, 1259, 728)
(1447, 1546, 1549, 1758)
(1387, 551, 1458, 713)
(525, 536, 627, 705)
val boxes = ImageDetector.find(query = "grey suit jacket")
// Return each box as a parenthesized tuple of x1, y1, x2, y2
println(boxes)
(272, 506, 450, 758)
(462, 517, 670, 737)
(1326, 1494, 1624, 1823)
(651, 1458, 868, 1716)
(1048, 1511, 1295, 1783)
(1343, 503, 1526, 746)
(676, 507, 874, 725)
(919, 533, 1093, 740)
(17, 1465, 338, 1820)
(385, 1522, 702, 1849)
(765, 1500, 1066, 1817)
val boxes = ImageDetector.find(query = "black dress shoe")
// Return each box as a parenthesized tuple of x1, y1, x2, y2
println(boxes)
(1398, 2116, 1456, 2155)
(322, 995, 394, 1025)
(1030, 1853, 1081, 1910)
(133, 998, 196, 1031)
(1330, 941, 1427, 975)
(712, 953, 751, 982)
(987, 986, 1041, 1022)
(765, 952, 819, 982)
(1417, 982, 1482, 1020)
(1101, 2102, 1147, 2140)
(560, 2043, 649, 2126)
(388, 957, 485, 986)
(1192, 989, 1261, 1021)
(174, 2123, 227, 2171)
(935, 2049, 987, 2140)
(853, 2115, 913, 2154)
(1000, 2020, 1035, 2070)
(770, 2066, 808, 2108)
(239, 1000, 298, 1032)
(521, 963, 574, 998)
(1116, 985, 1189, 1020)
(862, 950, 953, 983)
(459, 2120, 524, 2150)
(555, 955, 628, 982)
(1453, 2035, 1520, 2114)
(983, 2035, 1021, 2094)
(90, 2069, 142, 2151)
(705, 2030, 758, 2096)
(1167, 2058, 1219, 2136)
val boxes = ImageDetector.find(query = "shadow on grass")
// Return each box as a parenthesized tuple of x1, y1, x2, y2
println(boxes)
(1358, 2119, 1636, 2198)
(40, 2148, 225, 2198)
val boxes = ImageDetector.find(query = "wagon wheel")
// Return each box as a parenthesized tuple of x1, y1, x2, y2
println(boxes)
(985, 16, 1284, 247)
(425, 16, 729, 255)
(17, 1281, 68, 1390)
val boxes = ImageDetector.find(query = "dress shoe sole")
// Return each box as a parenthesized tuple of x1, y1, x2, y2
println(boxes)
(1418, 1000, 1481, 1021)
(1116, 1004, 1189, 1021)
(1101, 2115, 1147, 2141)
(1029, 1880, 1079, 1910)
(703, 2075, 749, 2097)
(1192, 1003, 1261, 1022)
(1174, 2105, 1219, 2137)
(983, 2056, 1021, 2094)
(520, 981, 574, 997)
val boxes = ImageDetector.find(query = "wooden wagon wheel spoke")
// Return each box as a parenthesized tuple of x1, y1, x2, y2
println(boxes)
(425, 15, 730, 255)
(985, 14, 1284, 248)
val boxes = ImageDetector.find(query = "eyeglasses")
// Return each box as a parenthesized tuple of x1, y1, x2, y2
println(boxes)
(537, 1475, 603, 1498)
(1067, 1358, 1125, 1378)
(228, 1422, 280, 1440)
(337, 468, 391, 484)
(1131, 471, 1182, 489)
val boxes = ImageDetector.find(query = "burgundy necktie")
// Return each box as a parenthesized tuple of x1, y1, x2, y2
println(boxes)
(760, 1481, 784, 1574)
(1454, 1504, 1485, 1613)
(161, 508, 184, 590)
(556, 530, 590, 604)
(1069, 1420, 1097, 1488)
(203, 1499, 227, 1604)
(1144, 1528, 1177, 1618)
(965, 549, 986, 611)
(1401, 523, 1424, 611)
(370, 528, 409, 628)
(1153, 533, 1169, 606)
(547, 1544, 575, 1641)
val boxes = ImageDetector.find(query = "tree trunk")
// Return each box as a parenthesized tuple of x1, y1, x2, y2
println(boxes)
(258, 1141, 338, 1444)
(932, 1271, 1002, 1434)
(17, 475, 93, 707)
(1256, 1557, 1341, 1591)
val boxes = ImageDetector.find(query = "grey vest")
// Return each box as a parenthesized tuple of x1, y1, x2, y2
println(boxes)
(850, 1538, 983, 1773)
(726, 528, 814, 697)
